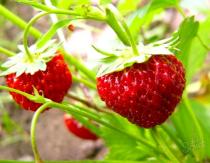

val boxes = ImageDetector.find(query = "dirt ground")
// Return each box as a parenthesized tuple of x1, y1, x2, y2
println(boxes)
(0, 105, 107, 160)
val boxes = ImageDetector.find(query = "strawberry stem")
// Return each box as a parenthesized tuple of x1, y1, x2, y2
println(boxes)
(0, 4, 42, 39)
(23, 11, 96, 82)
(196, 35, 210, 51)
(0, 85, 165, 157)
(50, 102, 165, 157)
(0, 47, 15, 57)
(30, 102, 52, 163)
(66, 93, 100, 111)
(106, 5, 139, 56)
(63, 50, 96, 82)
(21, 1, 138, 50)
(23, 12, 49, 62)
(72, 76, 96, 89)
(120, 19, 139, 56)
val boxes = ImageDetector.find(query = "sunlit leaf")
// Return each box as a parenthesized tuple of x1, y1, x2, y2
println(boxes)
(117, 0, 141, 15)
(99, 112, 156, 161)
(58, 0, 91, 9)
(175, 16, 209, 84)
(190, 99, 210, 158)
(171, 98, 205, 159)
(100, 0, 112, 5)
(127, 0, 179, 41)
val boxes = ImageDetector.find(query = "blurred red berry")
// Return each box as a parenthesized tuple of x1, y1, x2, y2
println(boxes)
(64, 114, 98, 140)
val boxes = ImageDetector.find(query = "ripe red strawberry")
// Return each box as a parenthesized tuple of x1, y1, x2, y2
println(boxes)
(64, 114, 98, 140)
(97, 55, 185, 128)
(6, 52, 72, 111)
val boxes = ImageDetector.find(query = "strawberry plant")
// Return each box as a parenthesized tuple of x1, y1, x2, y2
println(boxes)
(0, 0, 210, 163)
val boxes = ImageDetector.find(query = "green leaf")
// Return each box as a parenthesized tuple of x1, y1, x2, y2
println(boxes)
(57, 0, 73, 9)
(175, 16, 209, 84)
(37, 19, 71, 48)
(148, 0, 179, 10)
(170, 98, 205, 160)
(168, 98, 210, 160)
(58, 0, 91, 9)
(99, 112, 156, 161)
(190, 99, 210, 158)
(1, 111, 23, 134)
(117, 0, 141, 15)
(128, 0, 179, 41)
(100, 0, 112, 5)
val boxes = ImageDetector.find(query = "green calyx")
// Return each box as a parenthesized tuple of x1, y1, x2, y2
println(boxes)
(0, 40, 61, 77)
(95, 38, 178, 77)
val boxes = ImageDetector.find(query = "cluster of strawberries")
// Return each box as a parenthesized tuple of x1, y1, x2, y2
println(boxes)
(3, 25, 185, 139)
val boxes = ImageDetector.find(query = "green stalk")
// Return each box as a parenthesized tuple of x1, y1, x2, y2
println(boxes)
(0, 4, 41, 39)
(22, 10, 96, 81)
(72, 76, 96, 89)
(31, 103, 52, 163)
(21, 11, 95, 81)
(23, 12, 49, 61)
(106, 8, 130, 46)
(51, 102, 163, 156)
(0, 85, 37, 100)
(0, 85, 163, 157)
(18, 1, 136, 47)
(176, 5, 186, 18)
(196, 35, 210, 51)
(0, 47, 15, 56)
(17, 1, 106, 21)
(50, 8, 106, 21)
(63, 50, 96, 82)
(106, 5, 139, 55)
(120, 19, 139, 55)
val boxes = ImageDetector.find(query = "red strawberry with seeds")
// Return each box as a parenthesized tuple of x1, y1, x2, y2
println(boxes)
(6, 52, 72, 111)
(97, 55, 185, 128)
(64, 114, 98, 140)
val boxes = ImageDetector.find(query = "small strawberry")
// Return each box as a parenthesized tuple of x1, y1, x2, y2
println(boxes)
(1, 40, 72, 111)
(97, 55, 185, 128)
(64, 114, 98, 140)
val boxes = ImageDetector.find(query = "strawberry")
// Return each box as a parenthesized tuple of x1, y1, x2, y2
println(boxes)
(64, 114, 98, 140)
(97, 55, 185, 128)
(6, 52, 72, 111)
